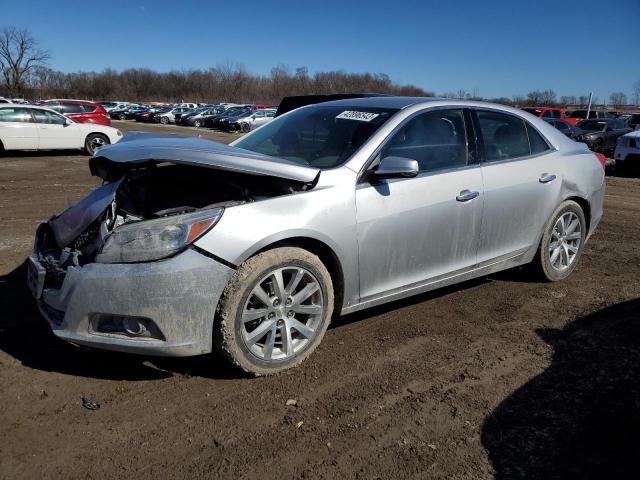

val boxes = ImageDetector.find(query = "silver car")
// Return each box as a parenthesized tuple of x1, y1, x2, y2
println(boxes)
(28, 97, 605, 375)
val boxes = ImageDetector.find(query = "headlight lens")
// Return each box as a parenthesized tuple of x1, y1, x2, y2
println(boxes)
(96, 208, 223, 263)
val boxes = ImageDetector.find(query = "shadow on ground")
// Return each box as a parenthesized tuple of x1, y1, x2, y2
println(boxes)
(482, 298, 640, 479)
(0, 260, 242, 381)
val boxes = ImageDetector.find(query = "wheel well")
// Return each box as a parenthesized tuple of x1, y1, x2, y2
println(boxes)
(567, 196, 591, 231)
(252, 237, 345, 315)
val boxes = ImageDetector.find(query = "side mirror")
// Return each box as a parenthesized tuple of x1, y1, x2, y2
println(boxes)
(64, 118, 73, 127)
(373, 156, 419, 179)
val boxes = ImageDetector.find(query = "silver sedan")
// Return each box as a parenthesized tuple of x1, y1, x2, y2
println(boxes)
(28, 97, 605, 375)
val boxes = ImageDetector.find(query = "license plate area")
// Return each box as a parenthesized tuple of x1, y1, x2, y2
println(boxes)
(27, 256, 46, 299)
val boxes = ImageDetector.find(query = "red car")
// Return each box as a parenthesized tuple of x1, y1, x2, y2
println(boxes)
(39, 99, 111, 126)
(522, 107, 568, 121)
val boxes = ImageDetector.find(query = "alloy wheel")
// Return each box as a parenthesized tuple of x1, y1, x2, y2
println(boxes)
(549, 211, 582, 272)
(241, 266, 324, 361)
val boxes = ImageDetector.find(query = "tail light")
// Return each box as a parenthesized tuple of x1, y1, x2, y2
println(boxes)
(594, 152, 606, 169)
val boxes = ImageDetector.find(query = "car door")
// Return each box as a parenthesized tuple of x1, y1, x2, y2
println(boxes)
(0, 107, 39, 149)
(473, 109, 561, 265)
(32, 109, 83, 150)
(355, 108, 483, 300)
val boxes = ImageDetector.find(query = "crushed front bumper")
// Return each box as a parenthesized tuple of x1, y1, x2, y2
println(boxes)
(30, 248, 234, 356)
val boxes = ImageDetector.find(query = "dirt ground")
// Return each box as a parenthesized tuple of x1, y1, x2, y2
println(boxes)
(1, 121, 639, 479)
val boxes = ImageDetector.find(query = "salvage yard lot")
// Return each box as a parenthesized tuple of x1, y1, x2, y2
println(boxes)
(1, 120, 639, 479)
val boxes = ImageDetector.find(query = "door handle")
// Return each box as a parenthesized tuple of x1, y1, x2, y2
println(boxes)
(539, 173, 556, 184)
(456, 189, 479, 202)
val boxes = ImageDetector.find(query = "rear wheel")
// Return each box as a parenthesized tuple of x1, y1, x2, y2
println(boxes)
(240, 122, 250, 133)
(119, 113, 126, 120)
(84, 133, 109, 156)
(214, 247, 334, 376)
(160, 116, 169, 125)
(530, 200, 586, 281)
(194, 119, 202, 127)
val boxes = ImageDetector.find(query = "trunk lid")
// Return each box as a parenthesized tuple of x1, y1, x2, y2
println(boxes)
(90, 132, 320, 183)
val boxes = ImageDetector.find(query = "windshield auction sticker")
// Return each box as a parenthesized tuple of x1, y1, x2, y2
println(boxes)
(336, 111, 380, 122)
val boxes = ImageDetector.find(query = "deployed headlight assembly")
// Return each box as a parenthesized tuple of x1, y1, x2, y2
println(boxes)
(96, 208, 223, 263)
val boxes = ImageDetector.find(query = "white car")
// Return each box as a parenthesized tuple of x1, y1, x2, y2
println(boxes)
(0, 104, 123, 155)
(614, 130, 640, 174)
(156, 107, 192, 124)
(228, 109, 276, 132)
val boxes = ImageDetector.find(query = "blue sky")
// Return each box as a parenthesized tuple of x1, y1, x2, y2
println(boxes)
(4, 0, 640, 100)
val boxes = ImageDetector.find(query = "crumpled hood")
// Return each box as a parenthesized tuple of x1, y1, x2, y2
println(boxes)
(89, 132, 320, 183)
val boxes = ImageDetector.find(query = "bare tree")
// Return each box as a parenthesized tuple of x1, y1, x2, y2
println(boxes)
(632, 80, 640, 106)
(0, 27, 49, 97)
(609, 92, 627, 108)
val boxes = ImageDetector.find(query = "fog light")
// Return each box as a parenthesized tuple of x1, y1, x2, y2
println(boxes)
(89, 313, 165, 340)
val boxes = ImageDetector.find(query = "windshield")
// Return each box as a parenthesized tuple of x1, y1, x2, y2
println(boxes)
(234, 105, 398, 169)
(578, 120, 607, 131)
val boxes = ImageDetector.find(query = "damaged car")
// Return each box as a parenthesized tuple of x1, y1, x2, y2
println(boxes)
(28, 97, 605, 375)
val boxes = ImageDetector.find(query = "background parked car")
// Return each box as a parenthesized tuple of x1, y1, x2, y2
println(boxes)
(0, 104, 122, 155)
(39, 99, 111, 126)
(227, 108, 276, 132)
(179, 107, 225, 127)
(522, 107, 567, 120)
(543, 118, 584, 140)
(576, 118, 631, 154)
(155, 107, 191, 124)
(626, 113, 640, 131)
(567, 109, 616, 125)
(207, 106, 251, 129)
(614, 130, 640, 175)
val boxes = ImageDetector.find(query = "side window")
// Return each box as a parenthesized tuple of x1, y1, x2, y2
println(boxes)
(32, 109, 66, 125)
(82, 104, 96, 113)
(60, 103, 84, 114)
(45, 102, 61, 112)
(0, 108, 33, 123)
(552, 110, 561, 118)
(542, 110, 553, 118)
(476, 110, 530, 161)
(380, 109, 468, 173)
(557, 121, 569, 131)
(526, 123, 551, 154)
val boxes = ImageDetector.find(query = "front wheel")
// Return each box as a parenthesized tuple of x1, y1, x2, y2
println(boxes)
(160, 116, 169, 125)
(84, 133, 109, 156)
(214, 247, 334, 376)
(240, 122, 250, 133)
(194, 120, 202, 127)
(530, 200, 586, 281)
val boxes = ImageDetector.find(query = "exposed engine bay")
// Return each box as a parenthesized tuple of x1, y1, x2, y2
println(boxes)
(34, 163, 312, 289)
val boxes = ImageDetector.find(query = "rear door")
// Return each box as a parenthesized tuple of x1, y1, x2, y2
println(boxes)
(473, 109, 561, 265)
(356, 108, 483, 299)
(0, 107, 39, 149)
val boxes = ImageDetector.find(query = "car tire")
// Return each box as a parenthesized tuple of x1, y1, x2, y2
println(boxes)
(240, 122, 250, 133)
(119, 113, 126, 120)
(160, 116, 169, 125)
(84, 133, 110, 156)
(194, 120, 202, 127)
(214, 247, 334, 376)
(530, 200, 586, 282)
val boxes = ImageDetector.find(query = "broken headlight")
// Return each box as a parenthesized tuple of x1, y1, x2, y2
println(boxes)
(96, 208, 223, 263)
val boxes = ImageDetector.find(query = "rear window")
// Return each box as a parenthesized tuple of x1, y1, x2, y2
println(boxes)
(60, 103, 85, 114)
(526, 123, 551, 154)
(82, 104, 96, 113)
